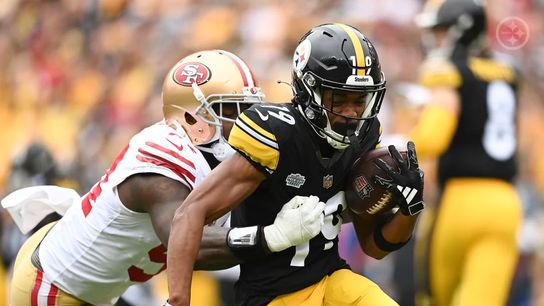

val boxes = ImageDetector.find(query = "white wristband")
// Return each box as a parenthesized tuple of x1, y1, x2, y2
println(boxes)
(163, 301, 173, 306)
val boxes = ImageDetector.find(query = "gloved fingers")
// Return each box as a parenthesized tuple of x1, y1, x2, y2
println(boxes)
(374, 158, 398, 180)
(305, 201, 326, 221)
(388, 145, 408, 173)
(301, 197, 326, 219)
(407, 141, 419, 169)
(282, 195, 307, 210)
(374, 175, 393, 188)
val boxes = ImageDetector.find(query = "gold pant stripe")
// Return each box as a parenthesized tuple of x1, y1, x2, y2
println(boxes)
(10, 223, 88, 306)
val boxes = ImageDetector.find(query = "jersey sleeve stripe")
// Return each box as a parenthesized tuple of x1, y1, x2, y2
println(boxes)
(137, 149, 196, 184)
(236, 116, 278, 150)
(229, 124, 279, 171)
(136, 155, 194, 189)
(239, 113, 277, 142)
(145, 141, 196, 170)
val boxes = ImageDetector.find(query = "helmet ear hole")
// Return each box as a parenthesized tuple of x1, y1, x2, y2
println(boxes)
(184, 112, 197, 125)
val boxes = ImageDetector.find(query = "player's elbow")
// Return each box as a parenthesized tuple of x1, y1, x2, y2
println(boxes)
(363, 247, 388, 260)
(361, 238, 389, 260)
(171, 200, 205, 229)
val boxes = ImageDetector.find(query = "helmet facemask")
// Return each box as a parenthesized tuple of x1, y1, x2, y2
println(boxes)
(162, 50, 264, 161)
(190, 83, 264, 161)
(297, 70, 386, 149)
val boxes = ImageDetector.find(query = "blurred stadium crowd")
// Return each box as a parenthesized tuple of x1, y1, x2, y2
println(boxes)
(1, 0, 544, 305)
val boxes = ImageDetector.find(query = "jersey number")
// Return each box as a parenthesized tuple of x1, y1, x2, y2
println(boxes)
(483, 81, 516, 161)
(81, 145, 129, 216)
(256, 105, 295, 125)
(127, 245, 167, 282)
(290, 197, 346, 267)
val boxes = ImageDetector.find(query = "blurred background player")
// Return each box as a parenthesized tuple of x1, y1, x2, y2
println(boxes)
(166, 23, 425, 306)
(1, 142, 69, 306)
(410, 0, 523, 305)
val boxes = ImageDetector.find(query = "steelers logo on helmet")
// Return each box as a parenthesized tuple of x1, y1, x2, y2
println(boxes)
(173, 62, 212, 87)
(293, 39, 312, 77)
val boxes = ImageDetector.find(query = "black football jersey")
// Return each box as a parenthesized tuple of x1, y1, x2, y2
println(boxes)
(228, 103, 381, 305)
(420, 55, 519, 186)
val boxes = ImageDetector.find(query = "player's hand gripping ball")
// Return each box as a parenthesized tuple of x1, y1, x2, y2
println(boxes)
(345, 146, 406, 216)
(345, 141, 425, 216)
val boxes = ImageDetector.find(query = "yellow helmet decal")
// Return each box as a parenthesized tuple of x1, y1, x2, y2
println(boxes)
(336, 23, 366, 76)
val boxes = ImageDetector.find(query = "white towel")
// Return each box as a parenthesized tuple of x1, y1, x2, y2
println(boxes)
(1, 185, 80, 234)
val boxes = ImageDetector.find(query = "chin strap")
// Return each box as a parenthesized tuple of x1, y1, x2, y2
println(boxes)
(197, 139, 236, 162)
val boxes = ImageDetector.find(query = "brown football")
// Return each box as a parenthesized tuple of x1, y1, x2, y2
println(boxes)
(345, 146, 407, 216)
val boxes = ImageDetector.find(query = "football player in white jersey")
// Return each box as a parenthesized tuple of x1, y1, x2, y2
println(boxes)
(5, 50, 325, 306)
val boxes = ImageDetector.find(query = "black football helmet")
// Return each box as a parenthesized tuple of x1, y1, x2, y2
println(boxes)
(291, 23, 386, 149)
(416, 0, 487, 56)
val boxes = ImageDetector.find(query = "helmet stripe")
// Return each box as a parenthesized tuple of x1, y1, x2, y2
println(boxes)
(335, 23, 366, 76)
(218, 50, 256, 87)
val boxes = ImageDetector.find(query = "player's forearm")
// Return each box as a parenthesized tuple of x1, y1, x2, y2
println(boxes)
(381, 212, 419, 243)
(195, 226, 241, 270)
(410, 92, 459, 157)
(357, 212, 419, 259)
(166, 205, 206, 306)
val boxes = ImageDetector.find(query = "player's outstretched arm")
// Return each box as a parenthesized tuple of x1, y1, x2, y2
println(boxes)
(118, 173, 191, 247)
(166, 153, 265, 306)
(196, 195, 325, 270)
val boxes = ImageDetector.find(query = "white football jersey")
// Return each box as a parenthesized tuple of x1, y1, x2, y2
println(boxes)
(39, 120, 211, 306)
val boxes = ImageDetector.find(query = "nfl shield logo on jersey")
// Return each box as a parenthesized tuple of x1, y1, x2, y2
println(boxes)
(354, 175, 373, 199)
(322, 174, 333, 189)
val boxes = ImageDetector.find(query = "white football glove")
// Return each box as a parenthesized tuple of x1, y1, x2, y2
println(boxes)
(263, 195, 325, 252)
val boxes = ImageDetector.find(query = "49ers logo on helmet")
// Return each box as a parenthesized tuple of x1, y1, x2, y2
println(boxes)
(173, 62, 211, 86)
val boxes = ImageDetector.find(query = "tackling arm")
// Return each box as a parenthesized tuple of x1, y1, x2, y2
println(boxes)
(166, 153, 265, 306)
(118, 173, 240, 270)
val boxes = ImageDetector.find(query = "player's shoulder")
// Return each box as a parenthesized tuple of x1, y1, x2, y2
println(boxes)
(131, 121, 197, 154)
(229, 103, 296, 174)
(467, 55, 518, 84)
(231, 102, 298, 150)
(242, 103, 297, 131)
(125, 121, 209, 189)
(418, 56, 462, 88)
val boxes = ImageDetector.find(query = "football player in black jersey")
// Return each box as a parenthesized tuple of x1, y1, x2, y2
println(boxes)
(412, 1, 522, 305)
(166, 23, 425, 306)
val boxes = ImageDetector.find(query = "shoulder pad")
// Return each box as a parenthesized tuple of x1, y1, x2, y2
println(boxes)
(418, 57, 462, 88)
(228, 105, 284, 174)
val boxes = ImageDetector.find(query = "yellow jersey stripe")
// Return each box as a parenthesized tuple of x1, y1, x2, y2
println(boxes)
(239, 113, 276, 142)
(336, 23, 365, 76)
(229, 122, 280, 171)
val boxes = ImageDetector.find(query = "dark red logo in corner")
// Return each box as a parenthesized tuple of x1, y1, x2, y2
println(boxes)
(173, 62, 211, 86)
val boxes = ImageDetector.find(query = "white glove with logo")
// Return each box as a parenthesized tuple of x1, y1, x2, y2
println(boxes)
(263, 195, 325, 252)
